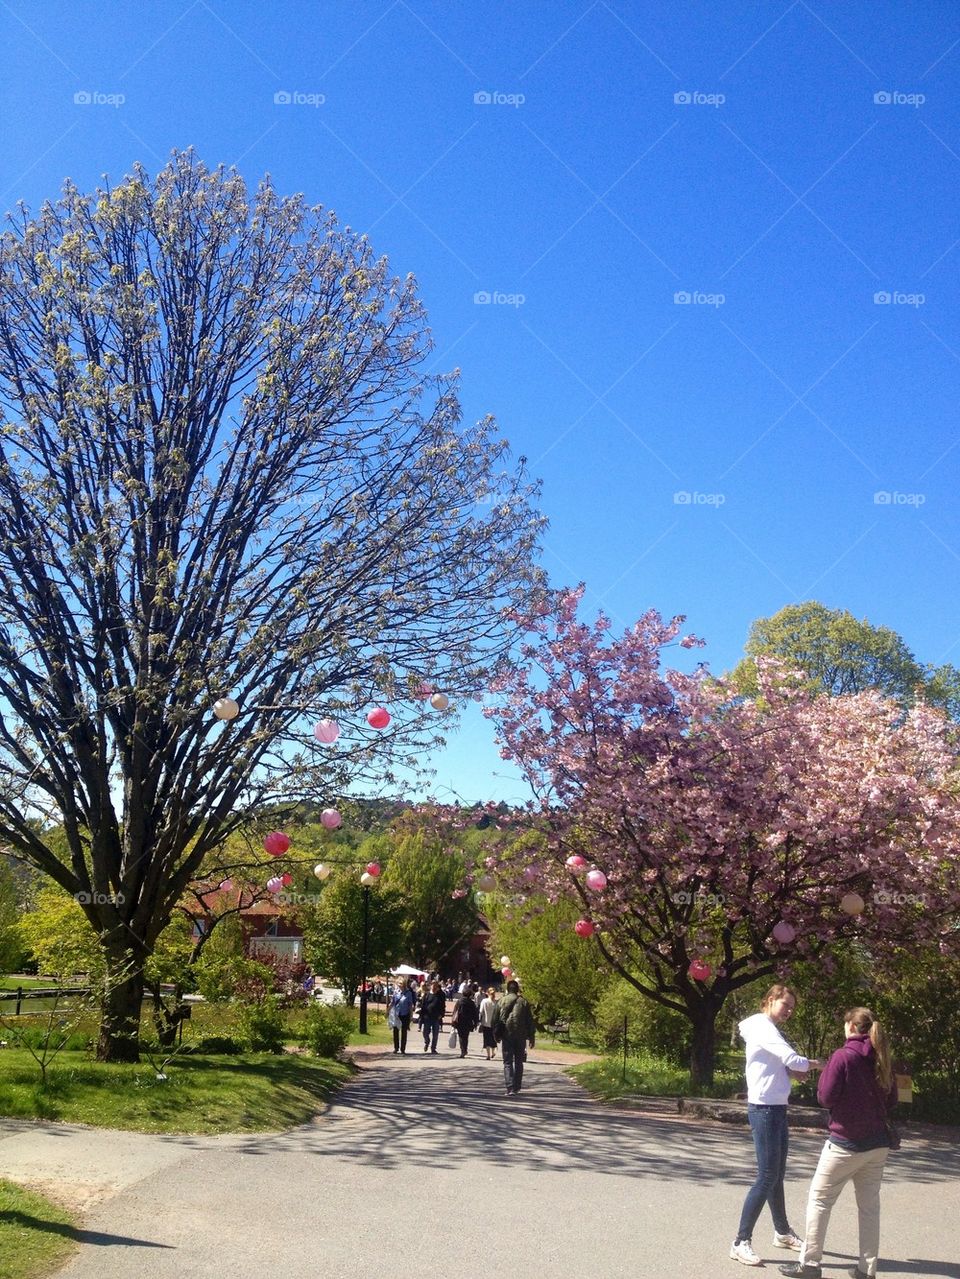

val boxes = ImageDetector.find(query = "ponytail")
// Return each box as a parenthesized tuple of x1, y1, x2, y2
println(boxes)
(844, 1006, 893, 1092)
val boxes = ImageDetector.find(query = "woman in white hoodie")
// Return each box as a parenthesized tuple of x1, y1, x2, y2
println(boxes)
(730, 984, 823, 1268)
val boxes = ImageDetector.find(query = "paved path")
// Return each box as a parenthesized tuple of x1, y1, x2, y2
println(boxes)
(1, 1046, 957, 1279)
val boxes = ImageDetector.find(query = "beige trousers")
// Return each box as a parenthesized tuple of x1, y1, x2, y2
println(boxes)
(801, 1140, 888, 1276)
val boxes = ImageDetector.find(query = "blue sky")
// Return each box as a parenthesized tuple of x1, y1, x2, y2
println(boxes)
(2, 1, 959, 803)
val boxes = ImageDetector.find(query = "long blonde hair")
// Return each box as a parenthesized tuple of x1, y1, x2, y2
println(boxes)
(760, 983, 795, 1012)
(845, 1006, 893, 1091)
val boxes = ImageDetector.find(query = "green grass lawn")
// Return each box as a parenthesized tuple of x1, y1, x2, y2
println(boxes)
(570, 1051, 741, 1101)
(0, 1180, 78, 1279)
(0, 1049, 353, 1134)
(0, 978, 51, 991)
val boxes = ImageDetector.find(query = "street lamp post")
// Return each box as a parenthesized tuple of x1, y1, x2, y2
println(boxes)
(359, 882, 370, 1034)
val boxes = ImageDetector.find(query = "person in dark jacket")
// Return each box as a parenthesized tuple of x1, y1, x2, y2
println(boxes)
(779, 1006, 899, 1279)
(419, 981, 446, 1054)
(452, 987, 479, 1057)
(491, 979, 536, 1095)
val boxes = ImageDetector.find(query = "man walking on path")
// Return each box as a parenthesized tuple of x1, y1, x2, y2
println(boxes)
(492, 979, 536, 1095)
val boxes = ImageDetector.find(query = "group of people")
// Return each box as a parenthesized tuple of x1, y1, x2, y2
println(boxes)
(731, 984, 900, 1279)
(387, 975, 536, 1095)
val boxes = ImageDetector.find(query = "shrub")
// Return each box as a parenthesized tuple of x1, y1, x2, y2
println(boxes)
(238, 997, 286, 1053)
(300, 1001, 353, 1058)
(189, 1035, 244, 1055)
(593, 978, 690, 1064)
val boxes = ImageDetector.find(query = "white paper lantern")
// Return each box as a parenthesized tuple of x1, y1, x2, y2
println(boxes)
(213, 697, 239, 721)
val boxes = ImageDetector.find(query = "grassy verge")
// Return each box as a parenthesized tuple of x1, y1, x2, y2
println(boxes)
(0, 1049, 353, 1134)
(0, 1180, 78, 1279)
(570, 1052, 741, 1101)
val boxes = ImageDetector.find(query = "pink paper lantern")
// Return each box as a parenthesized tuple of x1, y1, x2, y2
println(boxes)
(320, 808, 342, 830)
(313, 718, 340, 744)
(367, 707, 391, 729)
(772, 920, 796, 944)
(566, 855, 587, 873)
(218, 878, 233, 892)
(365, 862, 381, 878)
(280, 873, 293, 887)
(266, 876, 283, 893)
(688, 959, 712, 982)
(501, 967, 512, 979)
(585, 869, 608, 892)
(574, 919, 595, 937)
(416, 681, 434, 699)
(263, 831, 290, 857)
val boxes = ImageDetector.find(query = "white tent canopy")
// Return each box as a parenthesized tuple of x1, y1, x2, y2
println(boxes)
(389, 964, 426, 976)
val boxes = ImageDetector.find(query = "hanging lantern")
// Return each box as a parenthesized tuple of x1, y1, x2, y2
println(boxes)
(574, 919, 595, 938)
(313, 718, 340, 744)
(522, 866, 539, 883)
(417, 680, 434, 698)
(263, 831, 290, 857)
(213, 697, 239, 721)
(280, 873, 293, 887)
(840, 892, 865, 916)
(477, 873, 496, 892)
(313, 863, 331, 880)
(772, 920, 796, 944)
(688, 959, 712, 982)
(320, 808, 342, 830)
(430, 692, 449, 711)
(365, 862, 381, 878)
(218, 878, 233, 892)
(565, 855, 587, 873)
(499, 955, 511, 967)
(266, 876, 283, 893)
(501, 967, 512, 979)
(360, 871, 376, 887)
(367, 707, 390, 729)
(585, 869, 608, 892)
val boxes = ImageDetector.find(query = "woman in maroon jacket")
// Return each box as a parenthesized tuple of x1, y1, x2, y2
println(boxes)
(779, 1007, 899, 1279)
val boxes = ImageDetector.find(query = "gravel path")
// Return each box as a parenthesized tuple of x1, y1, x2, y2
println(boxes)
(1, 1045, 957, 1278)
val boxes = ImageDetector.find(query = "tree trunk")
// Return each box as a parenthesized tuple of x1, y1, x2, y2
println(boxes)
(689, 1005, 719, 1091)
(96, 947, 145, 1062)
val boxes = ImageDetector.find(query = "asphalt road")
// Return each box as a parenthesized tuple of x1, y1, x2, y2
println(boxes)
(2, 1046, 957, 1279)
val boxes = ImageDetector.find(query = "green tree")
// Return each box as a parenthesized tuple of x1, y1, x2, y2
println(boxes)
(0, 152, 543, 1060)
(0, 857, 25, 973)
(485, 891, 609, 1026)
(301, 872, 405, 1005)
(731, 601, 960, 713)
(376, 831, 479, 972)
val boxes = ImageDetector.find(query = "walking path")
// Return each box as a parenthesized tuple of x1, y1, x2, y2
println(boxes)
(1, 1044, 957, 1278)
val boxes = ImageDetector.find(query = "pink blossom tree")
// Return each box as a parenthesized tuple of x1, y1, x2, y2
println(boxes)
(483, 588, 960, 1087)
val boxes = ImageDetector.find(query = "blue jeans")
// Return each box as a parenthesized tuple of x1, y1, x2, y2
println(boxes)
(736, 1104, 791, 1241)
(421, 1017, 440, 1051)
(502, 1037, 526, 1093)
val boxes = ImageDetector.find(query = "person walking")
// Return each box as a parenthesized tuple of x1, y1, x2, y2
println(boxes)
(389, 977, 415, 1055)
(778, 1007, 899, 1279)
(478, 986, 499, 1060)
(452, 985, 479, 1057)
(419, 980, 446, 1054)
(730, 984, 823, 1267)
(492, 979, 536, 1095)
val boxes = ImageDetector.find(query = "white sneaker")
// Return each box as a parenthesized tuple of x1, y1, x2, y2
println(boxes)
(730, 1239, 763, 1266)
(774, 1232, 804, 1251)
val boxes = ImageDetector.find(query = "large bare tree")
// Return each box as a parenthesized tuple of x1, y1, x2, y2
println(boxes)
(0, 152, 543, 1059)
